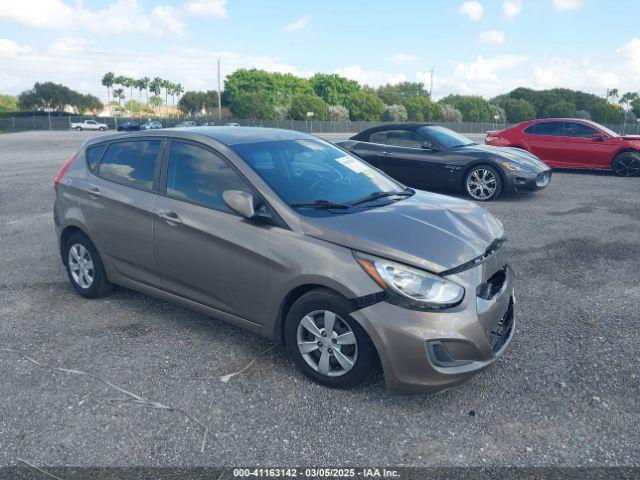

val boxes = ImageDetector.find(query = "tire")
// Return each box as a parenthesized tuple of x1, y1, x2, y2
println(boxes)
(284, 289, 377, 389)
(75, 126, 82, 131)
(99, 127, 106, 131)
(64, 232, 112, 298)
(464, 165, 503, 201)
(612, 152, 640, 177)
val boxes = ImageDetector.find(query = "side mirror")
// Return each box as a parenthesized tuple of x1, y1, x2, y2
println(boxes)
(421, 141, 439, 151)
(592, 132, 605, 141)
(223, 190, 257, 219)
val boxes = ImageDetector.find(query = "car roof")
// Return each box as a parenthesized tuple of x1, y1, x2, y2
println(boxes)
(84, 126, 316, 147)
(352, 123, 436, 140)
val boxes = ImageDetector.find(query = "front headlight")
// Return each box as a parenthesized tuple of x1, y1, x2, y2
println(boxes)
(355, 252, 464, 310)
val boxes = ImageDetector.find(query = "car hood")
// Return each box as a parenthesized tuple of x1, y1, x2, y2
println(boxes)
(461, 144, 549, 172)
(299, 191, 505, 274)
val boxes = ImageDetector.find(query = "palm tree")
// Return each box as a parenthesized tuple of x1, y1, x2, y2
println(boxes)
(174, 83, 184, 115)
(101, 72, 115, 115)
(136, 79, 145, 115)
(162, 80, 171, 115)
(141, 77, 150, 107)
(113, 88, 124, 107)
(607, 88, 620, 104)
(150, 77, 163, 115)
(620, 92, 639, 134)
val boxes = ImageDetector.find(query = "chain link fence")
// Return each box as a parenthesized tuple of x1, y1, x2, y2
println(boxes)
(1, 114, 638, 136)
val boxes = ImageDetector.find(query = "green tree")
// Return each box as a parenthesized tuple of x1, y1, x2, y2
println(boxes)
(0, 94, 19, 112)
(178, 90, 219, 116)
(224, 69, 313, 108)
(289, 94, 329, 120)
(231, 91, 277, 120)
(18, 82, 78, 111)
(344, 91, 385, 120)
(504, 98, 536, 122)
(440, 95, 493, 122)
(631, 97, 640, 119)
(403, 96, 442, 121)
(376, 82, 428, 105)
(542, 100, 576, 118)
(309, 73, 360, 106)
(440, 104, 463, 122)
(381, 104, 408, 122)
(328, 105, 349, 121)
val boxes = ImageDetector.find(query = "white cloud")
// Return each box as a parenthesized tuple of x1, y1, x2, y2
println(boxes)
(479, 30, 506, 45)
(184, 0, 227, 18)
(617, 37, 640, 74)
(553, 0, 584, 12)
(283, 15, 312, 32)
(0, 0, 188, 36)
(457, 1, 484, 20)
(502, 0, 523, 19)
(387, 53, 418, 64)
(533, 57, 618, 90)
(334, 65, 406, 86)
(0, 38, 32, 56)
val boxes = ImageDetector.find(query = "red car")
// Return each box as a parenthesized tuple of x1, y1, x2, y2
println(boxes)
(486, 118, 640, 176)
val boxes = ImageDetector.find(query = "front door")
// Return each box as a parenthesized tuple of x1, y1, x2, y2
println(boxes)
(563, 121, 617, 168)
(153, 139, 269, 323)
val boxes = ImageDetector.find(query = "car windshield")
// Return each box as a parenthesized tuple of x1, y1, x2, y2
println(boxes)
(419, 126, 475, 149)
(231, 139, 406, 209)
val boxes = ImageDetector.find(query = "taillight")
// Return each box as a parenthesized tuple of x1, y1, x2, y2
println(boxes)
(54, 151, 78, 189)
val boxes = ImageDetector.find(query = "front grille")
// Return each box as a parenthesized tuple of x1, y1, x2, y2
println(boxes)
(486, 300, 514, 353)
(476, 267, 507, 300)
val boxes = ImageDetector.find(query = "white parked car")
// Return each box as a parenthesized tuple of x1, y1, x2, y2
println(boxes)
(71, 120, 108, 131)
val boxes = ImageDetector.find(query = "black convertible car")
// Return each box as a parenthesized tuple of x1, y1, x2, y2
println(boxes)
(337, 124, 552, 201)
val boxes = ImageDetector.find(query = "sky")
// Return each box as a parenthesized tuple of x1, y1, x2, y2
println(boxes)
(0, 0, 639, 102)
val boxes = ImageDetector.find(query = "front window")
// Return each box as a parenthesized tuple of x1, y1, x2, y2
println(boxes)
(418, 126, 475, 149)
(230, 139, 406, 210)
(564, 122, 599, 138)
(386, 130, 425, 148)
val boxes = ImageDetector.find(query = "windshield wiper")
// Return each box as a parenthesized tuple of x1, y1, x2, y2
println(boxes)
(350, 189, 413, 206)
(290, 200, 350, 210)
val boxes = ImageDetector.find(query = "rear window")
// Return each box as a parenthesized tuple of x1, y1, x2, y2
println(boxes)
(98, 140, 162, 191)
(524, 122, 564, 136)
(86, 144, 106, 171)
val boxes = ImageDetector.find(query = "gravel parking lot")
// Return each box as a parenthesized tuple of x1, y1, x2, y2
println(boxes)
(1, 130, 639, 468)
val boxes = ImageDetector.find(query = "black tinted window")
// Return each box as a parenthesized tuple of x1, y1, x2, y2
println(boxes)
(386, 130, 424, 148)
(166, 141, 248, 213)
(564, 122, 598, 138)
(525, 122, 563, 136)
(369, 131, 387, 144)
(99, 140, 161, 191)
(86, 144, 106, 171)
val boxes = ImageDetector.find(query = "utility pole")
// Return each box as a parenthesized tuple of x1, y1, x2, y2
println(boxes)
(217, 58, 222, 124)
(429, 67, 435, 100)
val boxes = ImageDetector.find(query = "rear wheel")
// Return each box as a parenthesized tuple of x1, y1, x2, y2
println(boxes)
(75, 126, 82, 131)
(65, 232, 112, 298)
(612, 152, 640, 177)
(285, 289, 376, 389)
(464, 165, 503, 201)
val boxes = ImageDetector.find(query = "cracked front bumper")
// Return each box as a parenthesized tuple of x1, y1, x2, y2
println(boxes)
(351, 249, 515, 394)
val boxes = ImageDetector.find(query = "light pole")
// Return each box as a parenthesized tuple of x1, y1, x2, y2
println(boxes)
(493, 114, 499, 130)
(637, 118, 640, 135)
(306, 111, 314, 132)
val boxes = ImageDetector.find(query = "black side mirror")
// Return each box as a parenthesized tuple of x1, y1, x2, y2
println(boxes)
(421, 141, 439, 151)
(592, 132, 605, 141)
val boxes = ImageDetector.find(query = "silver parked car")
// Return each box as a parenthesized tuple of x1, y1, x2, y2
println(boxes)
(53, 127, 514, 393)
(140, 121, 163, 130)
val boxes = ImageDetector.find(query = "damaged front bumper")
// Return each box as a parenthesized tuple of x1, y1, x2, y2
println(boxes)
(352, 246, 515, 394)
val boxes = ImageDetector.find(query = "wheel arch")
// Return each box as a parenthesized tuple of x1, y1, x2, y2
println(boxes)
(612, 147, 640, 166)
(59, 224, 90, 265)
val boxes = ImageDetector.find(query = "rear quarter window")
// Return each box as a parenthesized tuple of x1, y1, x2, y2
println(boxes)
(86, 144, 106, 172)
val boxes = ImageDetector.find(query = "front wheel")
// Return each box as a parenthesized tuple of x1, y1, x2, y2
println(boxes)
(75, 126, 82, 131)
(464, 165, 502, 201)
(99, 126, 106, 131)
(285, 290, 377, 389)
(612, 152, 640, 177)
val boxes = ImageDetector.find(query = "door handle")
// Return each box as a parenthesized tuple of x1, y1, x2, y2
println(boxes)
(87, 187, 101, 198)
(158, 212, 182, 225)
(382, 151, 393, 156)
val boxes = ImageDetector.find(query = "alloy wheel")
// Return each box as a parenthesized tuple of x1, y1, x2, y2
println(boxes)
(296, 310, 358, 377)
(68, 243, 94, 289)
(614, 157, 640, 177)
(467, 168, 498, 200)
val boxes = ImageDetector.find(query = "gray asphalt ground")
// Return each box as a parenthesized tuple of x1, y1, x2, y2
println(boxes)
(1, 130, 639, 468)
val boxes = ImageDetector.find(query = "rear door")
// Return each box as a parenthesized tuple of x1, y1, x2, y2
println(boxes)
(85, 137, 164, 286)
(522, 121, 565, 165)
(152, 139, 269, 323)
(563, 121, 617, 168)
